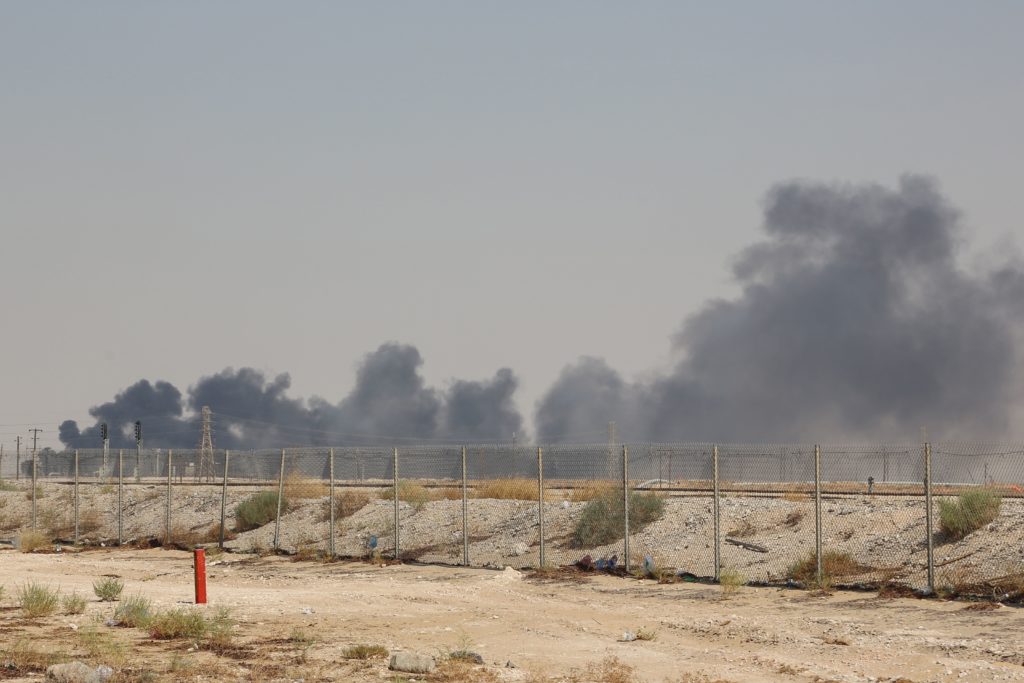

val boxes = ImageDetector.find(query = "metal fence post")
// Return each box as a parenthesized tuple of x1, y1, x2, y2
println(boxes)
(461, 446, 469, 566)
(165, 450, 173, 546)
(393, 447, 400, 561)
(623, 444, 630, 574)
(74, 449, 80, 545)
(925, 441, 934, 593)
(273, 449, 286, 552)
(814, 444, 822, 585)
(31, 447, 37, 529)
(328, 447, 336, 559)
(537, 446, 545, 568)
(713, 445, 720, 581)
(117, 449, 124, 545)
(219, 450, 230, 548)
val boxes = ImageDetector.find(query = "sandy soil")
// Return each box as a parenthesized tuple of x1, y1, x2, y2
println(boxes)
(1, 547, 1024, 682)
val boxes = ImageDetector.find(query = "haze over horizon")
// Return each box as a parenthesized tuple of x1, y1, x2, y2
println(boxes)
(3, 3, 1024, 450)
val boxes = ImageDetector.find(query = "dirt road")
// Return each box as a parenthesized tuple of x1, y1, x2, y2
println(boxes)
(0, 548, 1022, 682)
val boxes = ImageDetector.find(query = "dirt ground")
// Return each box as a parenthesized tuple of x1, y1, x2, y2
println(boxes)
(1, 548, 1023, 682)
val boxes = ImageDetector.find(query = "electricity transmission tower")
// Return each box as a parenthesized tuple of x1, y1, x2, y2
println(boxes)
(197, 406, 215, 482)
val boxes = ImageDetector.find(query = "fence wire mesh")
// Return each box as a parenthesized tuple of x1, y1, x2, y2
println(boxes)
(2, 442, 1023, 597)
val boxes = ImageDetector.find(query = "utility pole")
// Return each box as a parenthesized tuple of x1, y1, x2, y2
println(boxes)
(16, 435, 21, 481)
(29, 428, 42, 528)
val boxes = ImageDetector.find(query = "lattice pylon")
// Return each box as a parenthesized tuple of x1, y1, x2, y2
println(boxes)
(197, 405, 215, 482)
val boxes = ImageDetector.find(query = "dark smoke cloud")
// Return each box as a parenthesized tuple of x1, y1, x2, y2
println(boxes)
(537, 176, 1024, 442)
(442, 368, 524, 441)
(59, 380, 187, 449)
(60, 343, 527, 448)
(62, 177, 1024, 447)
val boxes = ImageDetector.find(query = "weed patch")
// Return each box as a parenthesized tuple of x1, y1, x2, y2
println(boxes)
(939, 489, 1001, 541)
(235, 491, 287, 531)
(474, 478, 538, 501)
(787, 550, 862, 587)
(114, 594, 153, 627)
(93, 576, 124, 602)
(17, 582, 60, 618)
(61, 592, 86, 615)
(19, 529, 50, 553)
(571, 489, 664, 547)
(342, 643, 389, 659)
(379, 481, 438, 509)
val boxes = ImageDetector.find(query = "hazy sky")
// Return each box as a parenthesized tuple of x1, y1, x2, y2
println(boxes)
(2, 2, 1022, 450)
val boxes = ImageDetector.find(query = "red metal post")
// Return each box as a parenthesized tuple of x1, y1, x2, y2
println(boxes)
(194, 548, 207, 604)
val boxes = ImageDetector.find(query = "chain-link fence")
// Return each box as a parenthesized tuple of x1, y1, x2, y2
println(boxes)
(2, 442, 1023, 597)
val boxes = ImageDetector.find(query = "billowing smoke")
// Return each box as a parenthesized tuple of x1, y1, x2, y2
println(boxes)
(537, 176, 1024, 442)
(60, 343, 527, 448)
(59, 380, 188, 449)
(62, 177, 1024, 447)
(442, 368, 524, 441)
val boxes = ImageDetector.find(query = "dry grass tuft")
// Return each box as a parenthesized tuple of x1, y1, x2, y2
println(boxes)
(379, 480, 440, 508)
(114, 593, 153, 627)
(787, 550, 862, 587)
(568, 481, 615, 503)
(322, 490, 371, 521)
(567, 656, 640, 683)
(17, 582, 60, 618)
(283, 471, 328, 500)
(19, 529, 50, 553)
(474, 478, 539, 501)
(0, 639, 70, 674)
(433, 658, 499, 682)
(341, 643, 389, 659)
(719, 567, 746, 595)
(93, 576, 124, 602)
(61, 592, 86, 615)
(782, 491, 809, 502)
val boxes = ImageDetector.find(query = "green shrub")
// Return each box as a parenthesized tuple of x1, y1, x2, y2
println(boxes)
(17, 582, 60, 618)
(114, 594, 152, 628)
(93, 577, 124, 602)
(786, 550, 861, 587)
(571, 489, 665, 548)
(939, 488, 1001, 541)
(234, 491, 287, 531)
(61, 592, 86, 615)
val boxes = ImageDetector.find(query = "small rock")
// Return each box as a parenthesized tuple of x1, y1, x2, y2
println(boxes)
(505, 660, 516, 668)
(301, 607, 315, 615)
(46, 661, 103, 683)
(621, 631, 637, 642)
(389, 652, 436, 674)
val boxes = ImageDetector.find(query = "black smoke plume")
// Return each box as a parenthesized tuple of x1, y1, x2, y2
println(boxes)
(537, 176, 1024, 442)
(61, 177, 1024, 447)
(60, 343, 527, 449)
